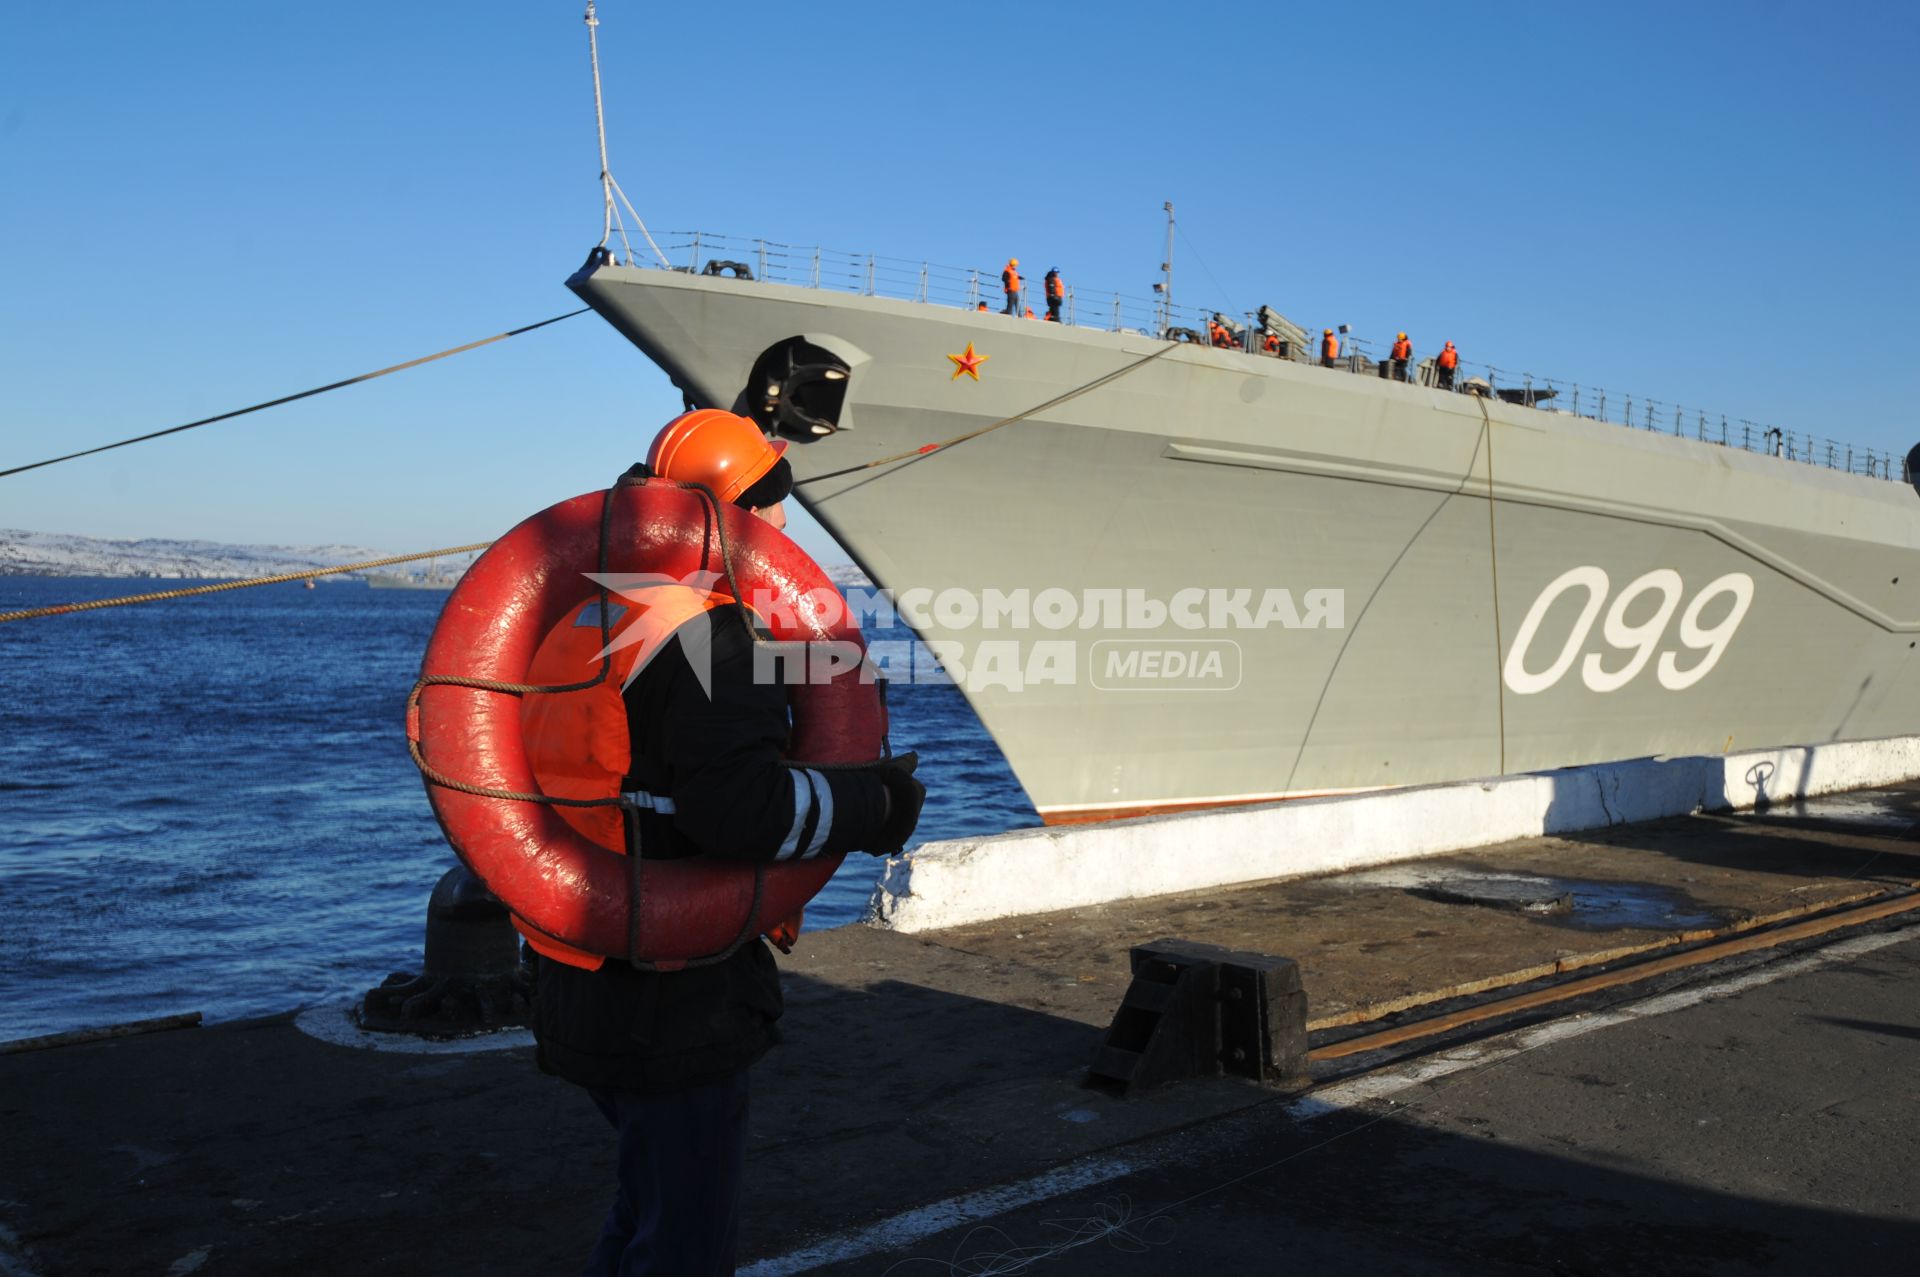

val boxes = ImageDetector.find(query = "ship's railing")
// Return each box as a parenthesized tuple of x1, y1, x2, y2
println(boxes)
(660, 230, 1211, 335)
(1414, 360, 1902, 480)
(652, 231, 1905, 484)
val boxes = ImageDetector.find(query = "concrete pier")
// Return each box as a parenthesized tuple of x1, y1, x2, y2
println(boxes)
(3, 783, 1918, 1275)
(869, 734, 1920, 931)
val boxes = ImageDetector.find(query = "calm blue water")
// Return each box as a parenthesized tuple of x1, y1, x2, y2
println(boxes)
(0, 577, 1035, 1040)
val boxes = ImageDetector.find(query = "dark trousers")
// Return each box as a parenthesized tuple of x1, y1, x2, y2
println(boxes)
(1003, 289, 1020, 315)
(582, 1070, 751, 1277)
(1392, 358, 1408, 382)
(1438, 365, 1456, 390)
(1046, 295, 1062, 322)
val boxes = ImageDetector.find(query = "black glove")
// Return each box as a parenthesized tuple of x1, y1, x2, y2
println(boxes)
(866, 752, 926, 856)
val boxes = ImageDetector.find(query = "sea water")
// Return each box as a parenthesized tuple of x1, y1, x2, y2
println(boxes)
(0, 577, 1035, 1040)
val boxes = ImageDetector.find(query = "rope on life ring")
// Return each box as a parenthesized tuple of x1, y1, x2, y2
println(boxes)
(406, 473, 884, 971)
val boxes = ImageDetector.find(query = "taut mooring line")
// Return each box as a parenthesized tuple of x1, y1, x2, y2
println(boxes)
(0, 309, 590, 480)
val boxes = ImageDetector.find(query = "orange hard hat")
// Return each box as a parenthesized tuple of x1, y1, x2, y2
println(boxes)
(645, 409, 788, 505)
(1323, 327, 1333, 335)
(1009, 257, 1019, 267)
(1397, 332, 1407, 340)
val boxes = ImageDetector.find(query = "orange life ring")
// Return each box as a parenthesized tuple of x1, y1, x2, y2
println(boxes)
(408, 480, 885, 964)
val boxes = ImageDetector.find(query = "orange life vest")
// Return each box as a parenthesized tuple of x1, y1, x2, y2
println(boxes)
(1438, 345, 1458, 370)
(517, 582, 774, 970)
(1322, 333, 1339, 361)
(1046, 274, 1064, 300)
(1003, 265, 1021, 294)
(1392, 338, 1412, 360)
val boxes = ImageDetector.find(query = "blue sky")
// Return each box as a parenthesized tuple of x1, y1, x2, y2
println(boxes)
(3, 1, 1915, 564)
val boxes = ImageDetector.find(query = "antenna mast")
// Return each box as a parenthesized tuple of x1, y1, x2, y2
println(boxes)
(583, 2, 667, 267)
(1158, 201, 1175, 336)
(586, 1, 619, 256)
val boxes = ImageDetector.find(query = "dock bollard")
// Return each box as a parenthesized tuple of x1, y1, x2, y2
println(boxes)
(357, 865, 532, 1036)
(1085, 939, 1309, 1097)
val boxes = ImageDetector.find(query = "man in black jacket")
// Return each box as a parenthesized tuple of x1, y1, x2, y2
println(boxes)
(531, 409, 924, 1276)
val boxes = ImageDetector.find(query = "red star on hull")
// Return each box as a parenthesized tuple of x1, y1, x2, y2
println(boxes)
(947, 341, 989, 381)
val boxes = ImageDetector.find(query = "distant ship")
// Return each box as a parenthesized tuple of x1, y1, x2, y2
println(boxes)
(568, 243, 1920, 824)
(366, 558, 463, 591)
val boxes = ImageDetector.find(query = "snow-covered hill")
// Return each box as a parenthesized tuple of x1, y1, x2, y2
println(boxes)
(0, 528, 865, 584)
(0, 529, 385, 579)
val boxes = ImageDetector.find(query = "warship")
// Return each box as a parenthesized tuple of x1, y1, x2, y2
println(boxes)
(366, 572, 456, 591)
(566, 234, 1920, 825)
(366, 556, 464, 590)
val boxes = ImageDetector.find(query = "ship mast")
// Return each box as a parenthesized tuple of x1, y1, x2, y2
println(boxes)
(583, 2, 668, 268)
(586, 1, 620, 259)
(1156, 201, 1175, 336)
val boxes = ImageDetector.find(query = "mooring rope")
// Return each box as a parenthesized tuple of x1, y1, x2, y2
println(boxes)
(0, 543, 494, 624)
(0, 309, 590, 480)
(793, 340, 1180, 487)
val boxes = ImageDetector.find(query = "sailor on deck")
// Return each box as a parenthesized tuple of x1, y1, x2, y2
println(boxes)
(1320, 328, 1340, 369)
(1001, 258, 1022, 316)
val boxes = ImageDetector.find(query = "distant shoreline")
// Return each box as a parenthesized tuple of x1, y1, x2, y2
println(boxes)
(0, 528, 387, 581)
(0, 569, 370, 580)
(1, 528, 859, 583)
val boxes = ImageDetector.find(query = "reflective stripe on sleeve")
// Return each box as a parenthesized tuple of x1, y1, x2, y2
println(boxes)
(801, 769, 836, 858)
(776, 771, 816, 860)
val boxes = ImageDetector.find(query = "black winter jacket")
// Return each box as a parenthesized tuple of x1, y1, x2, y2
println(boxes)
(532, 603, 891, 1093)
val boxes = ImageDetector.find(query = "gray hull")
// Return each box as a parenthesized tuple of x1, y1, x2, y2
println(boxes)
(571, 263, 1920, 822)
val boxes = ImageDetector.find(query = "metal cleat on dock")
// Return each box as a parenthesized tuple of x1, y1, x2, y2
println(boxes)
(1086, 938, 1310, 1097)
